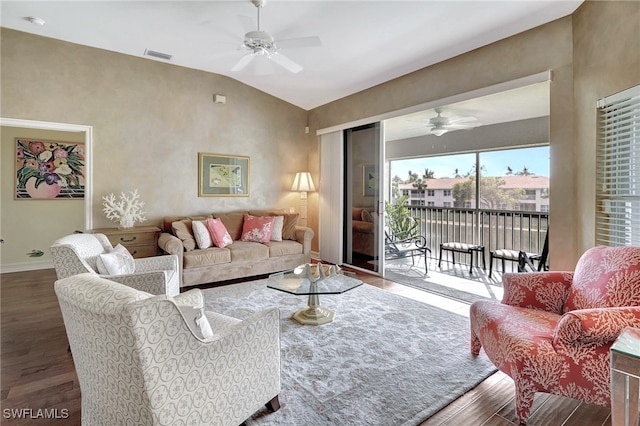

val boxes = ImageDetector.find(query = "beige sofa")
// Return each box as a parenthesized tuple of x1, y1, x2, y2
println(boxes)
(158, 210, 314, 287)
(352, 207, 375, 257)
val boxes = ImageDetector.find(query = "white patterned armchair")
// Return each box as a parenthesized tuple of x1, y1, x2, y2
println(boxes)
(55, 273, 282, 426)
(50, 233, 179, 296)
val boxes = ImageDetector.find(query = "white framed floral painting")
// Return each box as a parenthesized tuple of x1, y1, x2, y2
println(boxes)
(15, 138, 85, 199)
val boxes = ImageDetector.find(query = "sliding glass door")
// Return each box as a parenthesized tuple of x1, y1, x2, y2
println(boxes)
(343, 123, 385, 273)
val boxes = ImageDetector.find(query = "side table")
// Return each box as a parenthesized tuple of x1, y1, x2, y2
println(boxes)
(92, 226, 160, 258)
(610, 326, 640, 426)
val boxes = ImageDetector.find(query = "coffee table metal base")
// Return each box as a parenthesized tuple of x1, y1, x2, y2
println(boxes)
(293, 294, 335, 325)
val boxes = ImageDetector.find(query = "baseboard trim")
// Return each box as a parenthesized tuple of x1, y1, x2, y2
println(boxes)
(1, 260, 53, 274)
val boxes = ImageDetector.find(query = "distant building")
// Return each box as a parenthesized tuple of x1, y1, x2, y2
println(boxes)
(398, 175, 550, 212)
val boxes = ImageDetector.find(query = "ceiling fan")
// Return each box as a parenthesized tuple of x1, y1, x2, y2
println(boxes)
(427, 108, 481, 136)
(232, 0, 321, 74)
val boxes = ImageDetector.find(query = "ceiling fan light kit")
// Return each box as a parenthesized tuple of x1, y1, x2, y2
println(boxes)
(232, 0, 321, 74)
(431, 127, 448, 137)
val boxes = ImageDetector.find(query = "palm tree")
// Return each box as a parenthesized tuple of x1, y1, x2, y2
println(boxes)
(423, 168, 436, 179)
(515, 166, 534, 176)
(412, 178, 427, 206)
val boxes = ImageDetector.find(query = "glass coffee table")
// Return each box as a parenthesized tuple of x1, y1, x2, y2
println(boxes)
(268, 263, 363, 325)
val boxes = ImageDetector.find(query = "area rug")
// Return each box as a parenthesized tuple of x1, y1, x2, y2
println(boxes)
(202, 279, 497, 425)
(384, 258, 504, 305)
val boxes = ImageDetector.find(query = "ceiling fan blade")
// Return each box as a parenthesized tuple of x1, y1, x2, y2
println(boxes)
(276, 36, 322, 50)
(231, 53, 255, 72)
(269, 52, 302, 73)
(447, 122, 482, 129)
(445, 123, 481, 130)
(448, 116, 479, 124)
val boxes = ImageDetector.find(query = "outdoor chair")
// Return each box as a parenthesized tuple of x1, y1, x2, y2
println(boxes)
(384, 231, 431, 273)
(488, 249, 542, 278)
(55, 273, 281, 426)
(50, 232, 179, 296)
(489, 230, 549, 278)
(470, 245, 640, 424)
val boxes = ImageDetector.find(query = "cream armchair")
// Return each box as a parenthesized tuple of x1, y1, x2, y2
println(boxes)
(55, 273, 281, 426)
(50, 233, 179, 296)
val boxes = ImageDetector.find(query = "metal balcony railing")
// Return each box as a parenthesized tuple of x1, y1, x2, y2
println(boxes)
(405, 206, 549, 262)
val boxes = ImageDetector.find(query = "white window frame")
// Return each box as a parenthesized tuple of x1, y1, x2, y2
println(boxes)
(595, 84, 640, 246)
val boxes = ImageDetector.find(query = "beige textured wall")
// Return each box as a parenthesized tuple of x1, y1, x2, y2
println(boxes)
(572, 1, 640, 254)
(309, 17, 576, 268)
(1, 127, 85, 268)
(1, 29, 312, 266)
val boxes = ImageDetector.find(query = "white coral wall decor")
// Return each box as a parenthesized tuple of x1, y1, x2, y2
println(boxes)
(102, 189, 147, 229)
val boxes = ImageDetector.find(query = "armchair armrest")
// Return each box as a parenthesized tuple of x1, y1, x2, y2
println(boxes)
(388, 235, 428, 248)
(106, 271, 177, 296)
(134, 254, 178, 273)
(158, 232, 183, 256)
(294, 226, 314, 255)
(501, 271, 574, 313)
(553, 306, 640, 348)
(173, 288, 204, 308)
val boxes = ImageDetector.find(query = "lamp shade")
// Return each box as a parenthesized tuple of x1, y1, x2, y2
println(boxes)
(291, 172, 316, 192)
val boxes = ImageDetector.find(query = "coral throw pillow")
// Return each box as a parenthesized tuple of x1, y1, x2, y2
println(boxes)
(206, 218, 233, 248)
(241, 214, 275, 243)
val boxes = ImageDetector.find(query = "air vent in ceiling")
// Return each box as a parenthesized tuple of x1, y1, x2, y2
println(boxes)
(144, 49, 172, 61)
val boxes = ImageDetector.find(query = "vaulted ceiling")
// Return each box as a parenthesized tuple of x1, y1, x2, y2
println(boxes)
(1, 1, 582, 111)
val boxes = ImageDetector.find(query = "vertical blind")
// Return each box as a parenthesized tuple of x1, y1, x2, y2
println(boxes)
(595, 84, 640, 246)
(318, 131, 344, 264)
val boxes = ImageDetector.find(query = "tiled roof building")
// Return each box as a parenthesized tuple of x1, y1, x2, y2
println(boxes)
(397, 175, 549, 212)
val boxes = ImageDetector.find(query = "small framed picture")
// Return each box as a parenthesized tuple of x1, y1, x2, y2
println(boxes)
(198, 153, 249, 197)
(363, 164, 378, 197)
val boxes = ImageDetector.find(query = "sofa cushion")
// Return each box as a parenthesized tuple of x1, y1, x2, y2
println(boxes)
(192, 220, 213, 249)
(176, 305, 214, 339)
(183, 247, 230, 268)
(270, 216, 284, 242)
(249, 209, 299, 240)
(96, 244, 136, 275)
(163, 215, 211, 233)
(206, 218, 233, 248)
(361, 209, 374, 222)
(228, 241, 269, 262)
(171, 220, 197, 252)
(214, 212, 247, 241)
(241, 214, 274, 243)
(353, 220, 374, 233)
(267, 240, 303, 257)
(280, 213, 299, 240)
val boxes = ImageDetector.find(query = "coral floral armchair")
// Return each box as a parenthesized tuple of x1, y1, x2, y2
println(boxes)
(470, 245, 640, 424)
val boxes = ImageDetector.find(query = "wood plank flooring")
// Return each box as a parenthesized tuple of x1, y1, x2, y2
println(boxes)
(1, 268, 612, 425)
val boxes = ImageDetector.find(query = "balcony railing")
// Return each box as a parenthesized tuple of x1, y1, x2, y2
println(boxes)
(405, 206, 549, 262)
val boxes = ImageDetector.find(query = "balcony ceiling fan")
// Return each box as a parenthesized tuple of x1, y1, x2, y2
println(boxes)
(427, 108, 481, 136)
(232, 0, 322, 74)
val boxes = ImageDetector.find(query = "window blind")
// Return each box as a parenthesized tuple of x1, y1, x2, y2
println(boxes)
(595, 84, 640, 246)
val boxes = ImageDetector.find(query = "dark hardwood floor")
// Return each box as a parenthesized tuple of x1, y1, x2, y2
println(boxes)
(1, 268, 612, 425)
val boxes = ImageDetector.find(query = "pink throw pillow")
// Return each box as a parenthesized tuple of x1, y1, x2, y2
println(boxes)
(241, 214, 275, 243)
(206, 218, 233, 248)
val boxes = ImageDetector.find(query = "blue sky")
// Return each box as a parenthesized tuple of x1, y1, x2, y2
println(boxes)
(390, 146, 550, 181)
